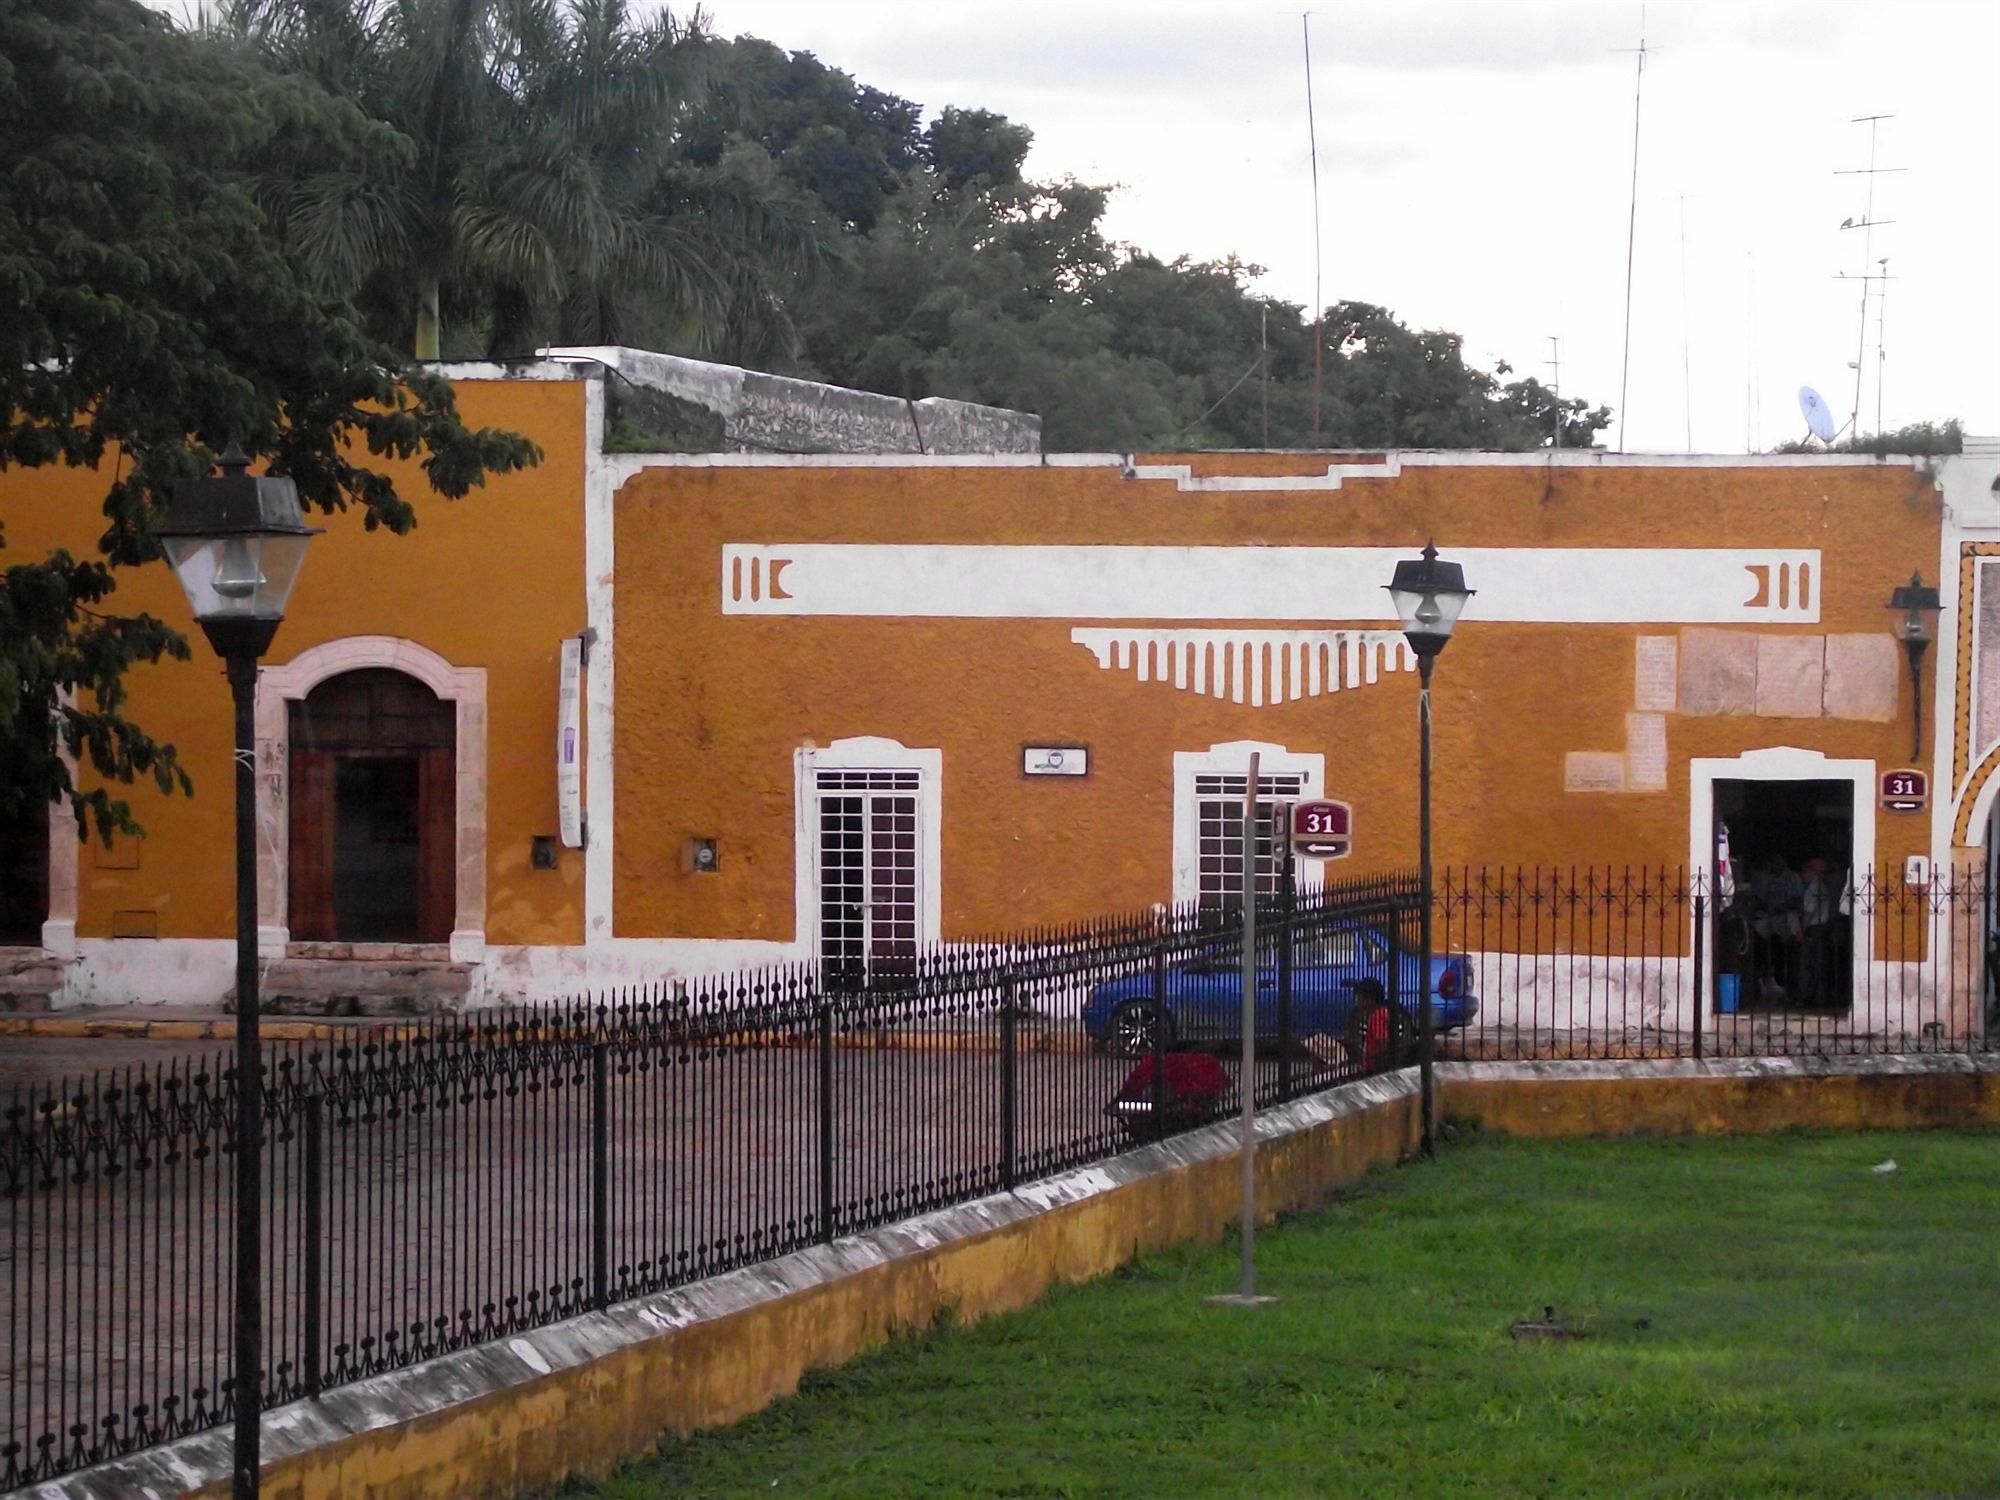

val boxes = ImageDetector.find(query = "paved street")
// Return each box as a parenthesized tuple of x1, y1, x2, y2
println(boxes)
(2, 1024, 1316, 1484)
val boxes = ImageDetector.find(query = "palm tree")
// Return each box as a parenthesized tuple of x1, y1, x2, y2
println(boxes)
(213, 0, 822, 360)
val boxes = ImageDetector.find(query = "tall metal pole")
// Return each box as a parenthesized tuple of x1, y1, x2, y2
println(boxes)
(1237, 752, 1260, 1299)
(227, 652, 263, 1499)
(1418, 655, 1437, 1157)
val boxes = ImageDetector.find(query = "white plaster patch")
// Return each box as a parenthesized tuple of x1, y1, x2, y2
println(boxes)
(1635, 636, 1678, 711)
(1564, 752, 1627, 793)
(507, 1338, 553, 1376)
(1625, 714, 1669, 790)
(1823, 634, 1899, 723)
(1755, 634, 1827, 718)
(1678, 629, 1759, 716)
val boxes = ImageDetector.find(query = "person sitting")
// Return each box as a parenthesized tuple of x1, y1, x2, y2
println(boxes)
(1347, 976, 1407, 1072)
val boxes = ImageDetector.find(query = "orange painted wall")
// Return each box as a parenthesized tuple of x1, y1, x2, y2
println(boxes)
(612, 458, 1941, 943)
(2, 377, 589, 944)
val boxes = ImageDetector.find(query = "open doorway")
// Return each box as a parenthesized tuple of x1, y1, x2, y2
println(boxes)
(1715, 778, 1854, 1011)
(0, 798, 48, 947)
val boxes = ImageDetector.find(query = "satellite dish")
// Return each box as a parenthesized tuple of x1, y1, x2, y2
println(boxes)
(1799, 386, 1836, 443)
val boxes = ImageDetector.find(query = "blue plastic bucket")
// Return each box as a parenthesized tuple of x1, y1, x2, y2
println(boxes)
(1716, 973, 1741, 1015)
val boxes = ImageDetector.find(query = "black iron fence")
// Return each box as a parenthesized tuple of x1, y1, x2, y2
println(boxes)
(1, 871, 1418, 1487)
(1439, 866, 1992, 1061)
(6, 863, 1991, 1487)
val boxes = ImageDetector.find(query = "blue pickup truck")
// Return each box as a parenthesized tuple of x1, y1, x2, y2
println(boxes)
(1080, 923, 1478, 1056)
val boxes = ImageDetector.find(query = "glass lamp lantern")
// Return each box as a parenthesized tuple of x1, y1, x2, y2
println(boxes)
(1886, 572, 1941, 654)
(155, 444, 320, 657)
(1385, 541, 1475, 662)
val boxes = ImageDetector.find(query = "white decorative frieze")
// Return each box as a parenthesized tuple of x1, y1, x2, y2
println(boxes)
(1070, 628, 1415, 708)
(721, 543, 1823, 624)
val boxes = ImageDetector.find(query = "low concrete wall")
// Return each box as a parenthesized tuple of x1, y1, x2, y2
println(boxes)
(34, 1074, 1421, 1500)
(32, 1055, 2000, 1500)
(1439, 1053, 2000, 1136)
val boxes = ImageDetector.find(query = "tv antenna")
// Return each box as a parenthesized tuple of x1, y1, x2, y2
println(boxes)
(1835, 114, 1905, 438)
(1546, 335, 1562, 450)
(1799, 385, 1836, 446)
(1612, 6, 1655, 452)
(1302, 11, 1325, 444)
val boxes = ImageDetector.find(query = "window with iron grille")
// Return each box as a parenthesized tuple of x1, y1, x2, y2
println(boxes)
(816, 768, 921, 982)
(1195, 772, 1306, 908)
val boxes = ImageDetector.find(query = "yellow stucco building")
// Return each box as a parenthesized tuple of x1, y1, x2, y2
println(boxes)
(4, 349, 1994, 1028)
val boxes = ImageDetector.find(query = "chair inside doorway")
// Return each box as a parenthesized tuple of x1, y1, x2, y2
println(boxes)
(289, 669, 455, 945)
(1715, 777, 1854, 1012)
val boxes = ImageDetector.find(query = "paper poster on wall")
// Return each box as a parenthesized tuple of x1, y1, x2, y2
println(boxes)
(558, 637, 584, 848)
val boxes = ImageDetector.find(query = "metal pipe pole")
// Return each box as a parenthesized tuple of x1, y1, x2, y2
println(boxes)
(227, 652, 263, 1499)
(1237, 752, 1260, 1298)
(1418, 656, 1436, 1158)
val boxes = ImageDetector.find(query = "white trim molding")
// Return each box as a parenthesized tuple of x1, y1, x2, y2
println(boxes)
(793, 737, 943, 958)
(256, 636, 488, 962)
(1171, 740, 1327, 906)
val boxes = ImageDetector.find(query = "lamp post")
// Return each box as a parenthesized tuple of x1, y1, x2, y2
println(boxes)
(1886, 572, 1941, 763)
(1385, 543, 1473, 1158)
(155, 445, 318, 1500)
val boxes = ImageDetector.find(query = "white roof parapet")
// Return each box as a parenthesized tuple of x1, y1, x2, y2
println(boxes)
(539, 345, 1041, 457)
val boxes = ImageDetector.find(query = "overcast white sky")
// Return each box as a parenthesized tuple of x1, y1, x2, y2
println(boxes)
(699, 0, 2000, 453)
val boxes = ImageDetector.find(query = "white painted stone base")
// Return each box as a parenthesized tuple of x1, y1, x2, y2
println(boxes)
(60, 939, 238, 1009)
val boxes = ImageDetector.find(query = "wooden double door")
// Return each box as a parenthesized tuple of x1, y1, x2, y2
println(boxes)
(288, 669, 455, 945)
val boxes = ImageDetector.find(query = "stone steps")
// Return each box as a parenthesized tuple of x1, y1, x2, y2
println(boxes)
(229, 957, 473, 1017)
(0, 951, 68, 1011)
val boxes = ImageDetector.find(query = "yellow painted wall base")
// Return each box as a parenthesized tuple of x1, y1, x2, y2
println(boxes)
(53, 1057, 1997, 1500)
(1440, 1058, 2000, 1137)
(186, 1083, 1422, 1500)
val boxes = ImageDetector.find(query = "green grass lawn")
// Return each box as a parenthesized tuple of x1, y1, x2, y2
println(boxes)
(563, 1130, 2000, 1498)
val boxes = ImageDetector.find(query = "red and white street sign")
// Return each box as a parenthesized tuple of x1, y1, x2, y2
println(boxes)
(1291, 799, 1352, 860)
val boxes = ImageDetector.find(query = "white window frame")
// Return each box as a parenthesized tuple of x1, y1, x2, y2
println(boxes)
(794, 736, 942, 959)
(1171, 740, 1327, 906)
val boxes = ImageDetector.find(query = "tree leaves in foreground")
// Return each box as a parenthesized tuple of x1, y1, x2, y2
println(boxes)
(0, 0, 539, 841)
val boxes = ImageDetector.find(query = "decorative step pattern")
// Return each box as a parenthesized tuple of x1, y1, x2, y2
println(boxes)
(1070, 627, 1416, 707)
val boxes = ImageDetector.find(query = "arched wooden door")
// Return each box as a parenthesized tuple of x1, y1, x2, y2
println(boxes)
(288, 669, 455, 944)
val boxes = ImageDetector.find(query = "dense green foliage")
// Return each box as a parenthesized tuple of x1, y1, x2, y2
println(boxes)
(1778, 418, 1964, 457)
(0, 0, 537, 838)
(568, 1131, 2000, 1498)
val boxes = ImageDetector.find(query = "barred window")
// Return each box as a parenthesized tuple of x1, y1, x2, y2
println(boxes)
(816, 768, 921, 981)
(1194, 772, 1306, 909)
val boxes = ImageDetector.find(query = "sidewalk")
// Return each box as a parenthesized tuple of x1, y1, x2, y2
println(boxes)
(0, 1006, 416, 1042)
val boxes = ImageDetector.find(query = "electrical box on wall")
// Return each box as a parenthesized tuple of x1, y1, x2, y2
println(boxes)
(1904, 854, 1931, 887)
(683, 837, 720, 874)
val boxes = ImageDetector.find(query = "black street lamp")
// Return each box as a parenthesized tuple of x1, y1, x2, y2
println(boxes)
(1385, 542, 1473, 1158)
(1886, 572, 1941, 763)
(155, 445, 318, 1500)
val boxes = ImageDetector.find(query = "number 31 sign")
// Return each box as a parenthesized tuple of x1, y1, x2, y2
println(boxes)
(1880, 769, 1928, 813)
(1291, 799, 1353, 860)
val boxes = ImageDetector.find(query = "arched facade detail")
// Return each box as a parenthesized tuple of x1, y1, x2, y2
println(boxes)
(256, 637, 487, 959)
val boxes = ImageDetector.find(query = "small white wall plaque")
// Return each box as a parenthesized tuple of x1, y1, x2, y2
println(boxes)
(1023, 746, 1088, 777)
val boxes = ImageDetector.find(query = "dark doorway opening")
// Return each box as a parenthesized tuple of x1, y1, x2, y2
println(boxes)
(0, 798, 48, 946)
(289, 669, 455, 944)
(1715, 778, 1854, 1011)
